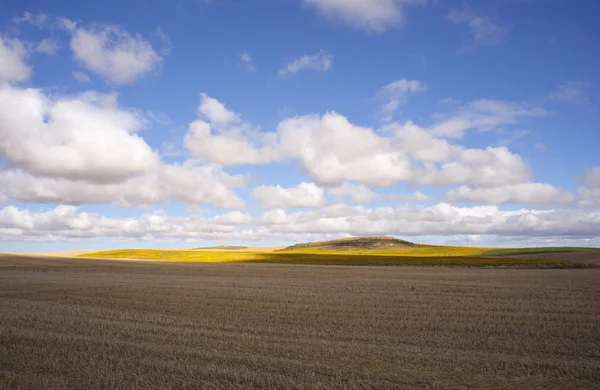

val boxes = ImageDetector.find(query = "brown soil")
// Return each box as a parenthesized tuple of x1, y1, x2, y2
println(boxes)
(1, 254, 599, 389)
(486, 251, 600, 267)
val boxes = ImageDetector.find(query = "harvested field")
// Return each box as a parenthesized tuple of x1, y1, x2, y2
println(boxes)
(485, 250, 600, 267)
(1, 254, 599, 389)
(479, 247, 600, 256)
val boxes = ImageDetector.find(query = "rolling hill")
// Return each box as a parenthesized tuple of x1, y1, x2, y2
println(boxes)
(281, 236, 415, 251)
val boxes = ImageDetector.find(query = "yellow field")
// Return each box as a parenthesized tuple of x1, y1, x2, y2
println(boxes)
(82, 249, 574, 267)
(280, 244, 492, 257)
(83, 249, 263, 262)
(79, 245, 588, 268)
(82, 245, 492, 263)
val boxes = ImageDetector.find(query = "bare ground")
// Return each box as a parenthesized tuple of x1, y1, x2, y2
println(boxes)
(485, 250, 600, 267)
(1, 254, 599, 389)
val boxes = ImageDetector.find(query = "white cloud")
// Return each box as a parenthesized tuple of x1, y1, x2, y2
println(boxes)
(429, 99, 547, 139)
(36, 38, 59, 55)
(446, 183, 575, 204)
(12, 12, 49, 28)
(303, 0, 425, 33)
(581, 167, 600, 189)
(0, 36, 31, 82)
(391, 121, 531, 187)
(185, 95, 539, 189)
(211, 211, 253, 225)
(184, 94, 280, 166)
(448, 9, 508, 51)
(377, 79, 427, 121)
(198, 93, 241, 125)
(549, 81, 591, 103)
(393, 121, 454, 163)
(418, 146, 531, 188)
(2, 202, 599, 243)
(256, 203, 600, 239)
(239, 52, 256, 71)
(0, 205, 253, 242)
(0, 162, 246, 209)
(279, 50, 333, 76)
(252, 182, 326, 209)
(0, 84, 159, 183)
(328, 182, 380, 203)
(412, 191, 430, 202)
(72, 71, 91, 83)
(277, 112, 412, 186)
(70, 23, 163, 84)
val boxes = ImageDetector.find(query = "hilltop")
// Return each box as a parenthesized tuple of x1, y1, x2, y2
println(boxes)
(281, 236, 416, 251)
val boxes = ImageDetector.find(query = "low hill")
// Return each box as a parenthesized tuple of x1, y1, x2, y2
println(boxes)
(281, 236, 415, 251)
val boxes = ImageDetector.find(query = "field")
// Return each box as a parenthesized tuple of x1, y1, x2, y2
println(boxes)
(81, 245, 600, 268)
(479, 247, 600, 256)
(1, 254, 599, 389)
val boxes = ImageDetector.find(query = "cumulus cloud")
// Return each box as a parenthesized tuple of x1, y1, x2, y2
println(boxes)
(198, 93, 241, 125)
(184, 94, 280, 165)
(0, 205, 253, 242)
(448, 9, 508, 52)
(279, 50, 333, 76)
(393, 121, 454, 163)
(418, 146, 531, 188)
(257, 203, 600, 239)
(328, 182, 380, 203)
(377, 79, 427, 121)
(0, 86, 246, 209)
(278, 112, 412, 186)
(2, 202, 599, 243)
(391, 121, 531, 187)
(184, 95, 540, 189)
(446, 183, 575, 204)
(303, 0, 426, 33)
(252, 182, 326, 209)
(0, 162, 246, 209)
(69, 23, 163, 84)
(0, 84, 159, 183)
(0, 36, 31, 82)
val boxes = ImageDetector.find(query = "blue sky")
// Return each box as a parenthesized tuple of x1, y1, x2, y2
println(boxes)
(0, 0, 599, 251)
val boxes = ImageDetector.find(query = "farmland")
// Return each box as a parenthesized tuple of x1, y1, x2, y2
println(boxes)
(82, 249, 574, 267)
(81, 242, 600, 268)
(478, 247, 600, 256)
(1, 253, 599, 389)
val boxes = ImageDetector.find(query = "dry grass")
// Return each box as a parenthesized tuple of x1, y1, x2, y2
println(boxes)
(1, 254, 599, 389)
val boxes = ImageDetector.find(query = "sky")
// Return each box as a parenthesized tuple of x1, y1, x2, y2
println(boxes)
(0, 0, 599, 251)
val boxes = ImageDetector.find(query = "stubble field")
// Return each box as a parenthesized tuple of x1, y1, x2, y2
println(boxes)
(1, 254, 599, 389)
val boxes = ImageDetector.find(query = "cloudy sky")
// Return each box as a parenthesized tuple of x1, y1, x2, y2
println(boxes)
(0, 0, 599, 251)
